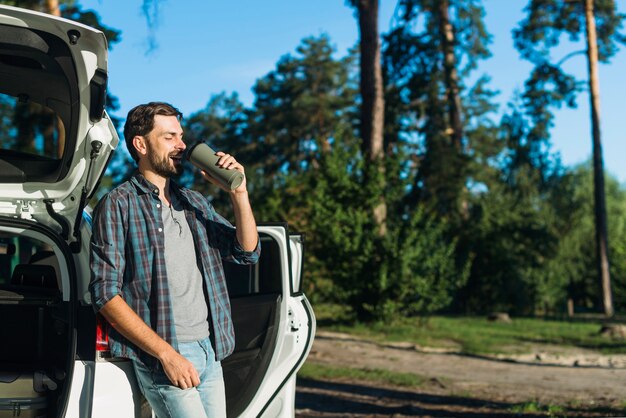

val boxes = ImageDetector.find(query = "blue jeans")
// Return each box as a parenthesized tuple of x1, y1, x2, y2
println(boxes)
(133, 338, 226, 418)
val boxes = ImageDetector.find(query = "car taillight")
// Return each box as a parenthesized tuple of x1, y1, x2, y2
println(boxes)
(95, 314, 110, 353)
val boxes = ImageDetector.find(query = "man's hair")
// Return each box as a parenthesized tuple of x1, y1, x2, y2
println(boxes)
(123, 102, 183, 162)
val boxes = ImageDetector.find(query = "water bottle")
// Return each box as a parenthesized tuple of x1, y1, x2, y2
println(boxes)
(184, 141, 244, 190)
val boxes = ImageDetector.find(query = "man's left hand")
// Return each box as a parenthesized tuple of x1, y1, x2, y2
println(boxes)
(200, 151, 247, 194)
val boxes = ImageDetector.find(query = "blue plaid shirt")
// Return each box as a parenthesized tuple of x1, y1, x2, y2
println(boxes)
(89, 173, 260, 367)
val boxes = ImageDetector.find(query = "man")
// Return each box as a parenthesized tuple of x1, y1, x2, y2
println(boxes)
(89, 102, 260, 417)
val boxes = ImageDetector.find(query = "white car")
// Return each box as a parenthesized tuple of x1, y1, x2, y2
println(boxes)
(0, 5, 315, 417)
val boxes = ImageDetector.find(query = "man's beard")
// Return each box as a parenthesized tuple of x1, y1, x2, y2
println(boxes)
(146, 141, 183, 177)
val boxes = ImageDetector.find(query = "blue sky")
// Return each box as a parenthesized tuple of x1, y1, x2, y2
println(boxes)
(81, 0, 626, 183)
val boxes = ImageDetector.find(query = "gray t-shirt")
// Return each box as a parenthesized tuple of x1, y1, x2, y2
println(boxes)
(161, 194, 210, 342)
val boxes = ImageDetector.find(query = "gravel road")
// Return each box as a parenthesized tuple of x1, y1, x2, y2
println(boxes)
(295, 331, 626, 417)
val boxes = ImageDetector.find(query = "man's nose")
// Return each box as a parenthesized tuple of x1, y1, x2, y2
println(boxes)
(177, 137, 186, 151)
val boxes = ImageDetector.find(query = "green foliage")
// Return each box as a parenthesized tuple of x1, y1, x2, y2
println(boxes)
(177, 37, 453, 323)
(512, 1, 626, 316)
(179, 35, 358, 222)
(9, 1, 623, 319)
(543, 164, 626, 312)
(512, 2, 626, 315)
(460, 178, 560, 315)
(514, 0, 626, 64)
(455, 99, 566, 315)
(324, 313, 626, 355)
(164, 11, 626, 319)
(510, 401, 566, 417)
(523, 63, 582, 144)
(248, 34, 358, 177)
(300, 134, 467, 321)
(383, 0, 495, 221)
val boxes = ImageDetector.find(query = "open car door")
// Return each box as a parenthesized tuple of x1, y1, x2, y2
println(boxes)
(222, 223, 315, 417)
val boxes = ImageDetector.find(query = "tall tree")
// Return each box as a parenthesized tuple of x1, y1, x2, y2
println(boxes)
(584, 0, 612, 316)
(383, 0, 493, 221)
(438, 0, 463, 151)
(348, 0, 387, 235)
(514, 0, 626, 316)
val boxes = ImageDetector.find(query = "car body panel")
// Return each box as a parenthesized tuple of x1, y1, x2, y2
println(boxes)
(90, 361, 150, 418)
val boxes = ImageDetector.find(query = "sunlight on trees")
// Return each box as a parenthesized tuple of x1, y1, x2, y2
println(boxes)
(3, 0, 626, 321)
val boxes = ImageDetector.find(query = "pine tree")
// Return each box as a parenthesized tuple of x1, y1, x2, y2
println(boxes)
(514, 0, 626, 316)
(383, 0, 494, 222)
(247, 35, 358, 179)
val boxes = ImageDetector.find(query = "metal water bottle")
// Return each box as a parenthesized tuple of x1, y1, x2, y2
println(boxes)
(184, 141, 244, 190)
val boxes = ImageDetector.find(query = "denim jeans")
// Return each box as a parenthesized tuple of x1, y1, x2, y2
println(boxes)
(133, 338, 226, 418)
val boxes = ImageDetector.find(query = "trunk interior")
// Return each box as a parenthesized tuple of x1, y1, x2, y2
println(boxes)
(0, 226, 75, 417)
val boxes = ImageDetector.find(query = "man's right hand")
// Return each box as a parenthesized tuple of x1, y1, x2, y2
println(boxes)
(159, 348, 201, 389)
(98, 296, 201, 389)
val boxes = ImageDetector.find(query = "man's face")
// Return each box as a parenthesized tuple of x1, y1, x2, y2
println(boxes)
(143, 115, 186, 177)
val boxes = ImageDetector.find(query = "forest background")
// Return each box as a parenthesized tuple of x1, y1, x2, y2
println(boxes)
(3, 0, 626, 322)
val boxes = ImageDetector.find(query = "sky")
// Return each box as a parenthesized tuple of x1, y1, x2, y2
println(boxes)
(80, 0, 626, 183)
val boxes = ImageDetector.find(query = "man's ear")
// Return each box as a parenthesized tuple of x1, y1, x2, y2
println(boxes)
(133, 135, 147, 158)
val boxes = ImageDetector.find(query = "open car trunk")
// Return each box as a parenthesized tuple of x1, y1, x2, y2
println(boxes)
(0, 7, 112, 414)
(0, 219, 76, 418)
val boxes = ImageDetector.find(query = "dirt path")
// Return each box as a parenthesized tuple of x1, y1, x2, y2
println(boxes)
(295, 331, 626, 417)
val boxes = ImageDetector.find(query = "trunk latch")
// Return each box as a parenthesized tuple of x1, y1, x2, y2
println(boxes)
(18, 200, 35, 220)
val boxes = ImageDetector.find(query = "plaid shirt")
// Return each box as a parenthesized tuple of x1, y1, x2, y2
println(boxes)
(89, 173, 260, 366)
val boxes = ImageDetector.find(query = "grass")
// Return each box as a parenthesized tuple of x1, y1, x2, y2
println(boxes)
(298, 362, 427, 388)
(314, 304, 626, 356)
(509, 401, 566, 417)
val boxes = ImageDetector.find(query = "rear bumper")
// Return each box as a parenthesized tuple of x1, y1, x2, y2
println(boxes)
(65, 360, 150, 418)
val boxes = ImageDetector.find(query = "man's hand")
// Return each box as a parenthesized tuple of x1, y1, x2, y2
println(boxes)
(159, 348, 201, 389)
(201, 151, 247, 194)
(98, 296, 201, 389)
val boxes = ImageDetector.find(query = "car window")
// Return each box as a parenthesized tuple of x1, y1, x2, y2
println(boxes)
(0, 92, 65, 159)
(0, 233, 59, 287)
(0, 24, 79, 183)
(224, 233, 282, 297)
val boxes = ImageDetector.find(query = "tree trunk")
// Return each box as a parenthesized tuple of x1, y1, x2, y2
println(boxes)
(44, 0, 61, 16)
(584, 0, 613, 317)
(437, 0, 468, 217)
(357, 0, 386, 235)
(567, 298, 574, 318)
(437, 0, 463, 149)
